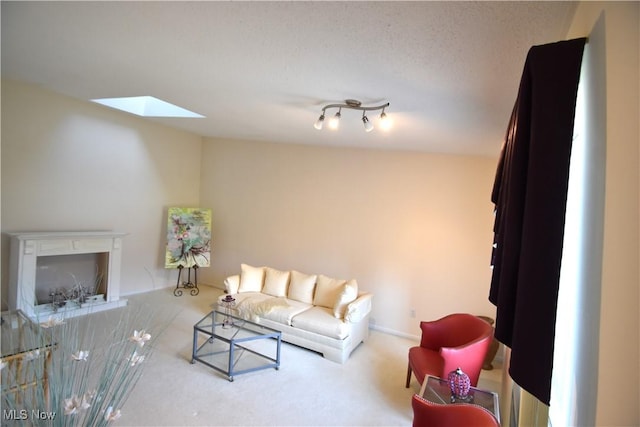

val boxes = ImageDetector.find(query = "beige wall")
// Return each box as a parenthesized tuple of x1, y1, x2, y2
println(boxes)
(1, 79, 499, 337)
(198, 138, 498, 336)
(567, 2, 640, 425)
(1, 79, 203, 305)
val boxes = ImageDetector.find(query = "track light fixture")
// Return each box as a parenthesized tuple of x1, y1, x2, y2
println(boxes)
(314, 99, 390, 132)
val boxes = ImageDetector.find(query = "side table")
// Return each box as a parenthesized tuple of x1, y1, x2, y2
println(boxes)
(419, 375, 500, 424)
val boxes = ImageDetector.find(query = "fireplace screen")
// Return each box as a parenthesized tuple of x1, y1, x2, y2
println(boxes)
(35, 253, 108, 308)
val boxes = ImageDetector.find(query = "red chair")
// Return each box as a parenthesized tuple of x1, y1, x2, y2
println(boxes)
(406, 313, 493, 388)
(411, 394, 500, 427)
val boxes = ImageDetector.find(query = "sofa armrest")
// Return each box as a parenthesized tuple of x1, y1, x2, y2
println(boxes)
(344, 292, 373, 323)
(224, 275, 240, 294)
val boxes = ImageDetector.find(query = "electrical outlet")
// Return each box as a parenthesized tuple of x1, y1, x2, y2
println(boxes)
(410, 309, 416, 318)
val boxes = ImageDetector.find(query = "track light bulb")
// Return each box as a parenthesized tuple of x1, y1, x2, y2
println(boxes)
(314, 113, 325, 130)
(328, 110, 341, 130)
(379, 110, 392, 131)
(362, 114, 373, 132)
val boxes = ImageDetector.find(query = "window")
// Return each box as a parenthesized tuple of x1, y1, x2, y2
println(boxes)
(550, 24, 606, 427)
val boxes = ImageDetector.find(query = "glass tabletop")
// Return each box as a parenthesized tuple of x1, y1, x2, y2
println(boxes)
(1, 310, 53, 359)
(194, 310, 281, 341)
(420, 375, 500, 423)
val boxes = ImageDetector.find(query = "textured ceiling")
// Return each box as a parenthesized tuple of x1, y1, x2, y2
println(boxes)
(1, 1, 577, 156)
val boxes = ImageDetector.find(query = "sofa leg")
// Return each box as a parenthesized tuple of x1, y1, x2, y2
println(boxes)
(405, 363, 412, 388)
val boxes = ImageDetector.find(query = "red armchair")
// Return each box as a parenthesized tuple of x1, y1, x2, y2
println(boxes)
(406, 313, 493, 388)
(411, 394, 500, 427)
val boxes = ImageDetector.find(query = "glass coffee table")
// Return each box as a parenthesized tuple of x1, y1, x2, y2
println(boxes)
(191, 310, 281, 381)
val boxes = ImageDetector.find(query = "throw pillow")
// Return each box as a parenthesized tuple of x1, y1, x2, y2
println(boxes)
(333, 279, 359, 318)
(238, 263, 265, 293)
(263, 267, 290, 297)
(314, 274, 346, 309)
(287, 270, 317, 304)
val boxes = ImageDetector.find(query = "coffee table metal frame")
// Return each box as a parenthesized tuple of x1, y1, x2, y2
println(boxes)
(191, 310, 281, 381)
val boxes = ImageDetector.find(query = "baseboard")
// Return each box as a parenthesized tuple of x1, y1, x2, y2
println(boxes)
(369, 323, 420, 341)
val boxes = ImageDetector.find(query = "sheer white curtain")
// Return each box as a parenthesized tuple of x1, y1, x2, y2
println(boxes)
(550, 17, 606, 427)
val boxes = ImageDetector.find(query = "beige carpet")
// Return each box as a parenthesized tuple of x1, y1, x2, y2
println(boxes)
(110, 285, 501, 427)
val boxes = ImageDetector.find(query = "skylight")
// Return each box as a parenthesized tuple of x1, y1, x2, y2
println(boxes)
(91, 96, 204, 118)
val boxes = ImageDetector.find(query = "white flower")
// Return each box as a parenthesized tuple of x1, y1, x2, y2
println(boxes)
(39, 315, 65, 328)
(24, 349, 40, 360)
(64, 394, 90, 415)
(104, 406, 121, 422)
(127, 351, 145, 367)
(71, 350, 89, 361)
(84, 390, 96, 402)
(129, 329, 151, 347)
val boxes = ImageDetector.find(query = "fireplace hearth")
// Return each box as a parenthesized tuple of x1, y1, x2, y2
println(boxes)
(8, 231, 128, 319)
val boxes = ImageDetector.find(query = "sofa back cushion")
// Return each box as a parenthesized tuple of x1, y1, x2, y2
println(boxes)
(314, 274, 346, 309)
(288, 270, 317, 304)
(238, 263, 265, 293)
(333, 279, 359, 318)
(262, 267, 290, 297)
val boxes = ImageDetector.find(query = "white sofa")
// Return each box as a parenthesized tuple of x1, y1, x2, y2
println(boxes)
(218, 264, 373, 363)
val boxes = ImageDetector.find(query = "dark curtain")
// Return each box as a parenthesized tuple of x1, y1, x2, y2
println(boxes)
(489, 38, 586, 405)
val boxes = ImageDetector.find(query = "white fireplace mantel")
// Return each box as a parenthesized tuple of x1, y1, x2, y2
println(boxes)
(8, 231, 128, 319)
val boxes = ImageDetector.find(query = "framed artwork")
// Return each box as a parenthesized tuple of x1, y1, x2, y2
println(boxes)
(165, 207, 212, 268)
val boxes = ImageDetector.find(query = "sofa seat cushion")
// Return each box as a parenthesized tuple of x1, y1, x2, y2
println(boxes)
(261, 298, 313, 326)
(291, 306, 349, 340)
(233, 293, 291, 321)
(218, 292, 270, 319)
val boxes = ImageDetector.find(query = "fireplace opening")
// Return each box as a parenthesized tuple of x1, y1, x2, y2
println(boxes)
(35, 253, 109, 308)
